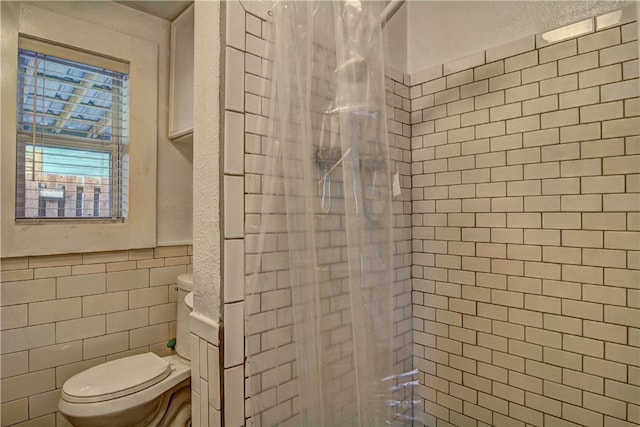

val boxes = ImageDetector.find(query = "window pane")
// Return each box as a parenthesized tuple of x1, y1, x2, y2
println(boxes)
(17, 49, 128, 142)
(35, 145, 111, 178)
(21, 145, 112, 218)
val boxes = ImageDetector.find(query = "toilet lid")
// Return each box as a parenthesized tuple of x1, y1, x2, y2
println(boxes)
(62, 353, 172, 403)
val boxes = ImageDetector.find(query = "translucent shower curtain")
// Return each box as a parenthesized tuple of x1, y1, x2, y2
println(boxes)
(246, 2, 412, 425)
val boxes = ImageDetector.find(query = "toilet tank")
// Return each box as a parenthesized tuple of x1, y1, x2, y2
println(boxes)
(176, 273, 193, 360)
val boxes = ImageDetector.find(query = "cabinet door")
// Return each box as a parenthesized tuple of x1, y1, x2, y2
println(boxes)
(169, 4, 194, 139)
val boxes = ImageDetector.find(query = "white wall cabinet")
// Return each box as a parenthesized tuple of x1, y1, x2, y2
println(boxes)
(169, 4, 194, 140)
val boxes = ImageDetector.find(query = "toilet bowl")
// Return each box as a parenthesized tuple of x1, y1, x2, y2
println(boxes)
(59, 274, 194, 427)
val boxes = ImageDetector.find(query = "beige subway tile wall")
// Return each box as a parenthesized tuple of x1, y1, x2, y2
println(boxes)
(411, 10, 639, 426)
(0, 246, 192, 426)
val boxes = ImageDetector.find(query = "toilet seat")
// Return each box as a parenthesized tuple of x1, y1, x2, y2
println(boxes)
(61, 353, 172, 403)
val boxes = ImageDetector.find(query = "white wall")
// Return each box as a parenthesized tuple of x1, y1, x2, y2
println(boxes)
(157, 140, 193, 246)
(384, 1, 409, 73)
(193, 1, 221, 321)
(407, 0, 634, 74)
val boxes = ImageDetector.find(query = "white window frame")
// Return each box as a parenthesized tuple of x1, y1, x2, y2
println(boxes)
(1, 2, 158, 256)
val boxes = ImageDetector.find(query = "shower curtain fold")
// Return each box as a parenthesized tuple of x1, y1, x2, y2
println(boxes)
(246, 2, 412, 425)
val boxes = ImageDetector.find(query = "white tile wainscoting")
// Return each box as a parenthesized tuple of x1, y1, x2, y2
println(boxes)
(0, 246, 192, 426)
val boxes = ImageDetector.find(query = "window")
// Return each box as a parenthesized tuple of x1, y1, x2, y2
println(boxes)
(16, 37, 129, 220)
(2, 2, 158, 257)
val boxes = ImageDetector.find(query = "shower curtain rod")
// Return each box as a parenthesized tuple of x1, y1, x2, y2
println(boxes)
(381, 0, 405, 28)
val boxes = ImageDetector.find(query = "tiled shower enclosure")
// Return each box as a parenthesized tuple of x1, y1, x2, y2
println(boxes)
(207, 2, 639, 427)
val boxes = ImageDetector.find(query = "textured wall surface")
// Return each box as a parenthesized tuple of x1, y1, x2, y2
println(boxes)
(409, 10, 640, 426)
(193, 0, 222, 322)
(191, 1, 223, 426)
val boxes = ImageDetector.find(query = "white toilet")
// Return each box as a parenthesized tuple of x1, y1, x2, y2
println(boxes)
(59, 274, 194, 427)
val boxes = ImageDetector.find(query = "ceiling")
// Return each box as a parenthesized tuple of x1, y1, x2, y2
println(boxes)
(114, 1, 192, 21)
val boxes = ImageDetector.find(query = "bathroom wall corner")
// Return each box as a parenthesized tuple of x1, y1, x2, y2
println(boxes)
(192, 1, 223, 426)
